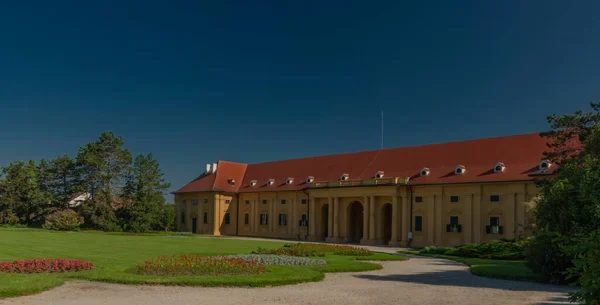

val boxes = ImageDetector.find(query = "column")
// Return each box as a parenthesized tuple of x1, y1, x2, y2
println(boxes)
(328, 197, 334, 237)
(435, 194, 443, 245)
(270, 196, 276, 233)
(506, 193, 516, 240)
(473, 194, 481, 243)
(427, 195, 435, 245)
(309, 196, 316, 237)
(516, 192, 525, 239)
(288, 198, 294, 236)
(369, 195, 376, 240)
(390, 196, 398, 245)
(401, 195, 409, 244)
(464, 194, 472, 244)
(362, 196, 369, 242)
(213, 196, 220, 235)
(333, 197, 340, 238)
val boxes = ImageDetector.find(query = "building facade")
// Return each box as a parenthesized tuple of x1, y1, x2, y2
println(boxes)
(173, 133, 551, 247)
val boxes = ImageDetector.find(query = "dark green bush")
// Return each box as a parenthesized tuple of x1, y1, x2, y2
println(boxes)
(524, 230, 575, 284)
(419, 240, 528, 260)
(567, 231, 600, 305)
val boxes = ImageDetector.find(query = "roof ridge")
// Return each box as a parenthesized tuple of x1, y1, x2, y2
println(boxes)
(247, 132, 543, 167)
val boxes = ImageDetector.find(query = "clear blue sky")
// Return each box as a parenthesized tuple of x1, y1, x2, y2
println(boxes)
(1, 1, 598, 201)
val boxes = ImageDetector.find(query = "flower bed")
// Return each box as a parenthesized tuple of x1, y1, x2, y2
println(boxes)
(227, 254, 327, 266)
(286, 243, 374, 256)
(251, 247, 325, 257)
(136, 254, 266, 276)
(0, 259, 94, 273)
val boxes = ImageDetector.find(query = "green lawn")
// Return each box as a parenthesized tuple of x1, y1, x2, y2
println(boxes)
(397, 250, 540, 282)
(0, 229, 406, 298)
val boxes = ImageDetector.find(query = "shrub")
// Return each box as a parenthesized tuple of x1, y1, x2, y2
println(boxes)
(42, 209, 84, 231)
(420, 246, 452, 255)
(566, 231, 600, 304)
(419, 240, 528, 260)
(524, 230, 575, 284)
(226, 254, 327, 266)
(136, 254, 266, 276)
(0, 259, 94, 273)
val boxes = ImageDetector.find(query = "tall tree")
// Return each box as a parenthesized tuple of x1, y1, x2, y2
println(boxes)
(76, 132, 131, 231)
(47, 155, 81, 207)
(120, 153, 171, 232)
(0, 160, 52, 225)
(540, 102, 600, 165)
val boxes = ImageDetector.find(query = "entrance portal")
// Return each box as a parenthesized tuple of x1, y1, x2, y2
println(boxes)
(192, 218, 197, 234)
(381, 203, 392, 244)
(347, 201, 363, 243)
(321, 204, 329, 240)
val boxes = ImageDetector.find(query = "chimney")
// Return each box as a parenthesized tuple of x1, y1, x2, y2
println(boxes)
(205, 164, 211, 173)
(212, 162, 218, 173)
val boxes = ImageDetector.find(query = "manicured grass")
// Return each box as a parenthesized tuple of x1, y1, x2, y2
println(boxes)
(397, 250, 540, 282)
(0, 229, 406, 297)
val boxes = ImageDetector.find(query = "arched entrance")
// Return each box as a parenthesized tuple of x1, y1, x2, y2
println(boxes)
(320, 204, 329, 240)
(381, 203, 392, 244)
(346, 201, 363, 243)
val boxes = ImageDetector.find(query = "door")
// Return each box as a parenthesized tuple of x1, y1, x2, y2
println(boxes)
(192, 218, 197, 234)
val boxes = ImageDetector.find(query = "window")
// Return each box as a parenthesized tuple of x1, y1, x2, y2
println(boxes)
(181, 212, 185, 224)
(260, 214, 268, 225)
(203, 212, 208, 224)
(281, 199, 286, 205)
(192, 199, 198, 205)
(225, 200, 231, 204)
(301, 199, 307, 205)
(446, 216, 461, 233)
(299, 213, 308, 226)
(486, 217, 502, 234)
(204, 199, 208, 204)
(244, 213, 249, 225)
(262, 200, 268, 204)
(490, 195, 500, 202)
(245, 200, 250, 204)
(450, 196, 459, 203)
(415, 216, 423, 231)
(415, 196, 423, 203)
(224, 213, 230, 225)
(181, 200, 187, 206)
(278, 214, 287, 226)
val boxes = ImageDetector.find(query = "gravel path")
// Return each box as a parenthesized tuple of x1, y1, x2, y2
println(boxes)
(1, 248, 575, 305)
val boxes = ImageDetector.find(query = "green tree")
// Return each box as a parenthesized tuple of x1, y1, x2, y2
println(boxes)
(0, 160, 52, 225)
(120, 154, 171, 232)
(76, 132, 132, 231)
(46, 155, 81, 207)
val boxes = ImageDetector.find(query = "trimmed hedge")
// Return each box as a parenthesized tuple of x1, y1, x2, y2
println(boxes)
(420, 239, 529, 260)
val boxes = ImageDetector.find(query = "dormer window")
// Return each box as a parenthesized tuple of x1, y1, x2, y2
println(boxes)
(420, 167, 430, 177)
(305, 176, 314, 183)
(455, 165, 466, 175)
(286, 177, 294, 185)
(340, 173, 349, 181)
(267, 179, 275, 186)
(375, 171, 384, 179)
(494, 162, 506, 173)
(249, 180, 257, 187)
(539, 160, 551, 170)
(228, 179, 236, 186)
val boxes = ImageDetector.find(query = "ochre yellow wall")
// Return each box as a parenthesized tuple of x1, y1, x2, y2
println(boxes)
(174, 181, 539, 246)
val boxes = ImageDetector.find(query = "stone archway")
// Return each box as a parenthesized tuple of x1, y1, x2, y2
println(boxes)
(320, 204, 329, 240)
(346, 201, 363, 243)
(381, 203, 392, 244)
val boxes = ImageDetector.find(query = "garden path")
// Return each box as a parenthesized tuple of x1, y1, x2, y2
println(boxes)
(1, 242, 575, 305)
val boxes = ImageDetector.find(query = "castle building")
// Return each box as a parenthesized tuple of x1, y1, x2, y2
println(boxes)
(172, 133, 552, 247)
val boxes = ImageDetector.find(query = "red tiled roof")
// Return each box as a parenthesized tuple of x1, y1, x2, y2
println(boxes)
(172, 133, 555, 194)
